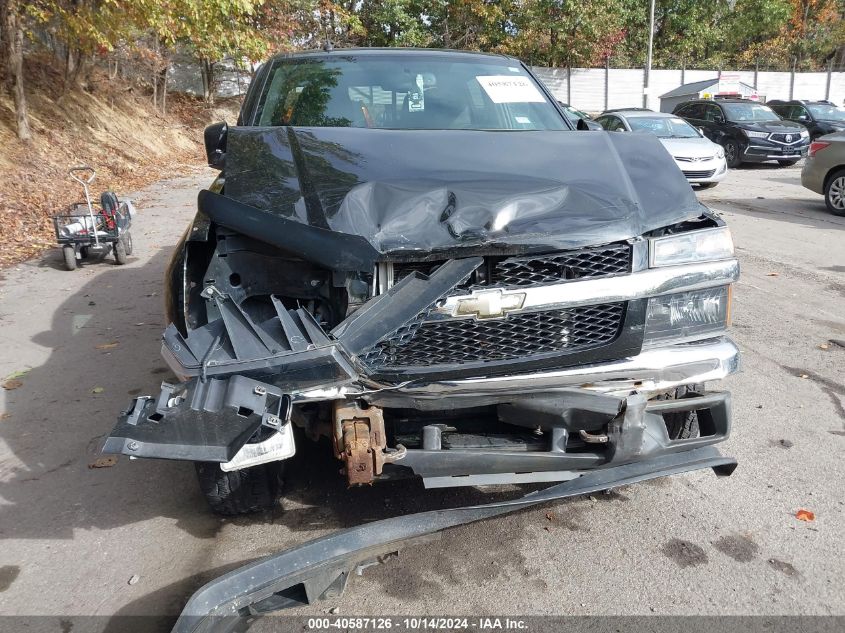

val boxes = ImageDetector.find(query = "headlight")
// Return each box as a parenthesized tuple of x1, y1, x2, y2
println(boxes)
(745, 130, 769, 139)
(800, 129, 809, 138)
(715, 146, 725, 159)
(643, 286, 730, 347)
(649, 227, 734, 268)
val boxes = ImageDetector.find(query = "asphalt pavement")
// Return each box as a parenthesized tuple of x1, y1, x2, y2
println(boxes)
(0, 162, 843, 628)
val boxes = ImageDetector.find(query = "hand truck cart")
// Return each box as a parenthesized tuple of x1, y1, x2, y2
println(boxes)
(52, 166, 136, 271)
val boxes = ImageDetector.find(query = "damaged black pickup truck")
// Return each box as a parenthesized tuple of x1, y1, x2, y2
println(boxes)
(105, 48, 740, 520)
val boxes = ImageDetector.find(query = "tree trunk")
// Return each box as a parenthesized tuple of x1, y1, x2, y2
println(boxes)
(1, 0, 32, 141)
(200, 59, 215, 105)
(161, 68, 167, 114)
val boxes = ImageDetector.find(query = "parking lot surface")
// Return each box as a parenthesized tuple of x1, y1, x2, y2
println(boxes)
(0, 162, 843, 625)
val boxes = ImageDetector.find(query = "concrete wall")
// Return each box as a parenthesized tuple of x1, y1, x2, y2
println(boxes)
(532, 66, 845, 114)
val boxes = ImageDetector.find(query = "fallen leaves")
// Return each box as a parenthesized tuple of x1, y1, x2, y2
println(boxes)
(89, 456, 117, 469)
(95, 341, 119, 350)
(0, 67, 219, 270)
(91, 386, 105, 394)
(766, 272, 779, 277)
(3, 368, 30, 389)
(795, 509, 815, 522)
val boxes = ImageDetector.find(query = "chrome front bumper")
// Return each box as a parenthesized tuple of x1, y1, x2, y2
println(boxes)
(360, 336, 740, 409)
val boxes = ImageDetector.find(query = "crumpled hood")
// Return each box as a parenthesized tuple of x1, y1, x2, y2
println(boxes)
(223, 126, 703, 256)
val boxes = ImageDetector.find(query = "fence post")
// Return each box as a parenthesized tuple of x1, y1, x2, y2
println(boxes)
(754, 59, 758, 90)
(681, 61, 685, 86)
(604, 57, 610, 111)
(789, 58, 796, 99)
(826, 58, 833, 100)
(567, 65, 571, 104)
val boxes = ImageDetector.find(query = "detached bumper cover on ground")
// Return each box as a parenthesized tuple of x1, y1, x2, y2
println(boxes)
(172, 446, 736, 633)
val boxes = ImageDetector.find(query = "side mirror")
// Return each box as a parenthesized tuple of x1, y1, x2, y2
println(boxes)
(577, 118, 603, 131)
(204, 121, 228, 170)
(797, 114, 809, 122)
(698, 127, 706, 136)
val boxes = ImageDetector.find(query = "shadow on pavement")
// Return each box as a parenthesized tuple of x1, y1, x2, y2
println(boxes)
(0, 245, 545, 543)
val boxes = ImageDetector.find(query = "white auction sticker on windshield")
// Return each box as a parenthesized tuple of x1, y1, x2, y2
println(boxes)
(476, 75, 545, 103)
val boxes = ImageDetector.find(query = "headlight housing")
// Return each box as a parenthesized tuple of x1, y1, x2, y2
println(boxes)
(715, 146, 725, 159)
(800, 129, 810, 138)
(643, 286, 731, 347)
(649, 227, 734, 268)
(744, 130, 769, 139)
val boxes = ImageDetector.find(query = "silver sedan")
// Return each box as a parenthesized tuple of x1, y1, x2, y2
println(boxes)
(595, 109, 728, 188)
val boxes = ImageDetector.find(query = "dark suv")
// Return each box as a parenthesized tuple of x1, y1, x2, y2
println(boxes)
(768, 100, 845, 140)
(673, 98, 809, 167)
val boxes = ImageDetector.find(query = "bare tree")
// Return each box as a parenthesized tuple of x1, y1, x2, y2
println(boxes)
(0, 0, 32, 141)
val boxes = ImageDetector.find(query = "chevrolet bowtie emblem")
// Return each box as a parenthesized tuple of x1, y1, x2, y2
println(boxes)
(454, 289, 526, 319)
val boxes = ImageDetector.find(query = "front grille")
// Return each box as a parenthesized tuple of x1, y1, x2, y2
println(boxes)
(676, 155, 716, 162)
(362, 303, 625, 369)
(682, 169, 717, 179)
(492, 243, 631, 286)
(769, 133, 801, 144)
(392, 243, 632, 287)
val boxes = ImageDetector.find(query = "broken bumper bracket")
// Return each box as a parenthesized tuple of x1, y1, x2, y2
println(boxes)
(172, 445, 736, 633)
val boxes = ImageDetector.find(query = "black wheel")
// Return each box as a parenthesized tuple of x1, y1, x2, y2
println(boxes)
(194, 461, 283, 516)
(658, 385, 703, 440)
(697, 182, 718, 190)
(824, 168, 845, 216)
(123, 231, 133, 256)
(723, 140, 741, 168)
(79, 246, 89, 259)
(777, 160, 799, 167)
(62, 245, 77, 271)
(113, 237, 128, 264)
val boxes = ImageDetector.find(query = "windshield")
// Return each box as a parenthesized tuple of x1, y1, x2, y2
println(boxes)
(252, 55, 567, 131)
(627, 116, 700, 138)
(722, 103, 780, 122)
(807, 104, 845, 121)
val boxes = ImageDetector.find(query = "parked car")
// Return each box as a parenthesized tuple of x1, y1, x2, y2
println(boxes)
(768, 100, 845, 140)
(557, 101, 599, 129)
(673, 98, 809, 167)
(801, 131, 845, 215)
(595, 109, 727, 188)
(104, 49, 739, 523)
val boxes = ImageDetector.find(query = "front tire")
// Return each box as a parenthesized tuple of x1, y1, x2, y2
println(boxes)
(195, 461, 283, 516)
(122, 231, 134, 256)
(824, 169, 845, 216)
(62, 245, 77, 271)
(697, 182, 718, 190)
(723, 140, 741, 168)
(659, 385, 703, 440)
(113, 237, 128, 264)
